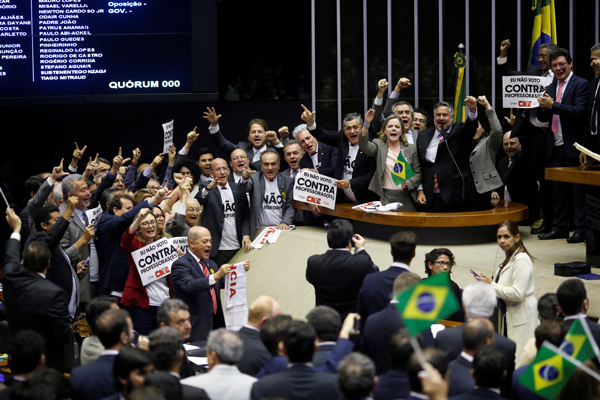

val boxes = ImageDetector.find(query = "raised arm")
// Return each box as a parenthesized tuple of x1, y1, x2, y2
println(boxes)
(358, 109, 379, 157)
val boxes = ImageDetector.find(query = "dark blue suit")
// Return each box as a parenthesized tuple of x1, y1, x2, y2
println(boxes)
(299, 140, 339, 178)
(171, 254, 223, 342)
(237, 326, 271, 377)
(448, 387, 505, 400)
(250, 364, 342, 400)
(447, 354, 474, 397)
(373, 369, 410, 400)
(256, 355, 288, 379)
(71, 353, 118, 400)
(537, 72, 589, 234)
(313, 343, 335, 368)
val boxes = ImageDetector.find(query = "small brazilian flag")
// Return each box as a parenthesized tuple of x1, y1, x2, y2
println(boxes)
(453, 51, 466, 124)
(518, 342, 578, 400)
(391, 152, 415, 186)
(395, 272, 459, 337)
(558, 317, 600, 363)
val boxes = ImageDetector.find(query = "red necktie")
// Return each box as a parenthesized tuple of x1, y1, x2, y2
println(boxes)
(434, 134, 445, 191)
(200, 260, 218, 315)
(551, 81, 565, 133)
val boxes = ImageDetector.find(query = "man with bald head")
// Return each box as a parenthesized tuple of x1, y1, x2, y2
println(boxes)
(197, 158, 251, 266)
(171, 226, 232, 342)
(237, 295, 281, 376)
(229, 149, 251, 184)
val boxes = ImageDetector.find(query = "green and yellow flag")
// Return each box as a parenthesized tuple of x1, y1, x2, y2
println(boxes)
(395, 272, 459, 337)
(453, 51, 466, 124)
(558, 317, 600, 363)
(391, 152, 415, 186)
(529, 0, 557, 67)
(518, 342, 578, 400)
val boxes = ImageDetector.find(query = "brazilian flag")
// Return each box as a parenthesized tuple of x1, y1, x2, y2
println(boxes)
(395, 272, 459, 337)
(453, 51, 466, 124)
(558, 317, 600, 363)
(391, 152, 415, 186)
(528, 0, 557, 67)
(519, 342, 578, 400)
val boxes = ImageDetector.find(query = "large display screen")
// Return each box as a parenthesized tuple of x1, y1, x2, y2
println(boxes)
(0, 0, 193, 97)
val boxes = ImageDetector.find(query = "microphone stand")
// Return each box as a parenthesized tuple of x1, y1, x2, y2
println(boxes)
(439, 123, 466, 211)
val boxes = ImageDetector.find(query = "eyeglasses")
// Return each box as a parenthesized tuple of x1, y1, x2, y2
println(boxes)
(552, 62, 569, 69)
(140, 221, 157, 227)
(147, 185, 160, 191)
(537, 54, 549, 60)
(152, 213, 165, 219)
(414, 118, 426, 123)
(434, 261, 452, 267)
(231, 156, 247, 161)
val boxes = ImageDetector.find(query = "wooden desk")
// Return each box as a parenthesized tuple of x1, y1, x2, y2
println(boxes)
(545, 166, 600, 186)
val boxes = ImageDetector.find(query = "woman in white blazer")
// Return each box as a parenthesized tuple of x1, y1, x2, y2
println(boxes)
(476, 220, 538, 360)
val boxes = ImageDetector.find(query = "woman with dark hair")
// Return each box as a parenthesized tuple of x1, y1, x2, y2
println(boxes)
(358, 109, 422, 210)
(172, 158, 202, 196)
(424, 248, 464, 322)
(476, 220, 538, 361)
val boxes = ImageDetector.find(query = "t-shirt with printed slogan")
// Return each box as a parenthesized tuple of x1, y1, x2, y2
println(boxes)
(219, 184, 239, 250)
(343, 144, 359, 203)
(257, 177, 284, 228)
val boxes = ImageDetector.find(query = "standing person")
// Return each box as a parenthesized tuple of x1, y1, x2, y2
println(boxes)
(358, 111, 422, 210)
(121, 208, 176, 335)
(581, 43, 600, 160)
(424, 248, 464, 322)
(476, 220, 538, 360)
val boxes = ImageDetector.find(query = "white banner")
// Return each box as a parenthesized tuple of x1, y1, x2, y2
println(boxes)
(162, 119, 174, 154)
(131, 237, 180, 286)
(85, 204, 103, 228)
(168, 237, 188, 254)
(293, 170, 337, 210)
(225, 262, 248, 330)
(502, 75, 553, 108)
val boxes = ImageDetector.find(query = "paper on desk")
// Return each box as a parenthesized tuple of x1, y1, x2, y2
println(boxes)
(352, 201, 403, 213)
(575, 142, 600, 163)
(188, 356, 208, 366)
(183, 344, 200, 352)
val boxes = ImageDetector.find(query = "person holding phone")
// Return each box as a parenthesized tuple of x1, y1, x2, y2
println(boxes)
(475, 220, 538, 361)
(424, 248, 464, 322)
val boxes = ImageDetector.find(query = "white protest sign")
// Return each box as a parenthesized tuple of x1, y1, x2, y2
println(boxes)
(225, 262, 248, 330)
(162, 119, 174, 154)
(131, 237, 180, 286)
(85, 204, 103, 227)
(502, 75, 553, 108)
(168, 237, 188, 254)
(293, 170, 337, 210)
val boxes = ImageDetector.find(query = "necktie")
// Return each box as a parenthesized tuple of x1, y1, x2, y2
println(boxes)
(552, 81, 565, 133)
(293, 169, 298, 180)
(200, 260, 218, 315)
(81, 211, 89, 226)
(434, 134, 444, 191)
(253, 150, 262, 163)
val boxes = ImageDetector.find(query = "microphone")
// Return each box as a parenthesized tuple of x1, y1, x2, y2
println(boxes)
(439, 122, 467, 209)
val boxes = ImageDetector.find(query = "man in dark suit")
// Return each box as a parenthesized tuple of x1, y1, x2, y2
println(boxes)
(357, 231, 417, 329)
(306, 306, 341, 368)
(363, 272, 433, 375)
(171, 226, 230, 342)
(302, 107, 378, 204)
(582, 44, 600, 161)
(415, 98, 479, 212)
(157, 299, 197, 378)
(557, 279, 600, 346)
(251, 321, 342, 400)
(0, 330, 46, 400)
(197, 158, 251, 267)
(239, 150, 295, 237)
(497, 39, 558, 234)
(337, 353, 377, 400)
(237, 295, 281, 376)
(295, 126, 338, 178)
(447, 319, 495, 397)
(373, 331, 413, 400)
(2, 209, 75, 372)
(105, 347, 155, 400)
(536, 47, 589, 243)
(435, 282, 516, 397)
(450, 346, 506, 400)
(71, 309, 133, 400)
(406, 348, 449, 400)
(306, 219, 378, 319)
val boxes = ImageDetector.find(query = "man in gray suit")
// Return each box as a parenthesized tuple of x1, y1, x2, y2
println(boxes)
(181, 329, 257, 400)
(240, 150, 294, 238)
(372, 77, 419, 145)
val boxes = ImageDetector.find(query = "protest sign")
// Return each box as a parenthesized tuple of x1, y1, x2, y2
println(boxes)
(131, 237, 179, 286)
(85, 204, 103, 228)
(162, 119, 174, 154)
(293, 170, 337, 210)
(168, 237, 188, 254)
(225, 262, 248, 330)
(502, 75, 553, 108)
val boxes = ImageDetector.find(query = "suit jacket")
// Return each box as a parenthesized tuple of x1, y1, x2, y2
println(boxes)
(372, 94, 420, 145)
(197, 181, 250, 256)
(447, 355, 475, 397)
(306, 249, 378, 320)
(256, 355, 288, 379)
(171, 254, 223, 342)
(356, 265, 409, 330)
(584, 76, 600, 155)
(537, 73, 589, 159)
(363, 303, 434, 375)
(434, 325, 515, 397)
(469, 109, 504, 194)
(313, 343, 335, 368)
(211, 128, 288, 170)
(564, 316, 600, 350)
(2, 238, 75, 371)
(71, 353, 118, 400)
(374, 368, 410, 400)
(179, 349, 195, 379)
(358, 133, 421, 202)
(298, 140, 339, 179)
(308, 125, 378, 203)
(448, 387, 505, 400)
(165, 208, 191, 238)
(181, 364, 257, 400)
(250, 364, 342, 400)
(239, 171, 294, 237)
(498, 151, 540, 223)
(416, 118, 478, 210)
(236, 326, 271, 377)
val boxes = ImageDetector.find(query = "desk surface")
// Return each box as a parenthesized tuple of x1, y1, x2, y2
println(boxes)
(294, 200, 528, 228)
(546, 166, 600, 186)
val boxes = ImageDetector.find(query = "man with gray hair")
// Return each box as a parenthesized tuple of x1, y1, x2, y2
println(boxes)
(370, 77, 419, 143)
(157, 299, 195, 378)
(181, 328, 257, 400)
(337, 353, 377, 400)
(434, 281, 516, 396)
(301, 106, 378, 204)
(294, 123, 338, 179)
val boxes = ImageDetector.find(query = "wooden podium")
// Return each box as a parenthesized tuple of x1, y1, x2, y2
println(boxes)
(545, 166, 600, 186)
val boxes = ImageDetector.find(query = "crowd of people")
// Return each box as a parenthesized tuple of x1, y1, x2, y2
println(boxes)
(0, 38, 599, 400)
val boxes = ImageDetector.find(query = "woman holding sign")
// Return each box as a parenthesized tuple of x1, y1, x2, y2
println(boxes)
(121, 208, 182, 335)
(358, 111, 422, 210)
